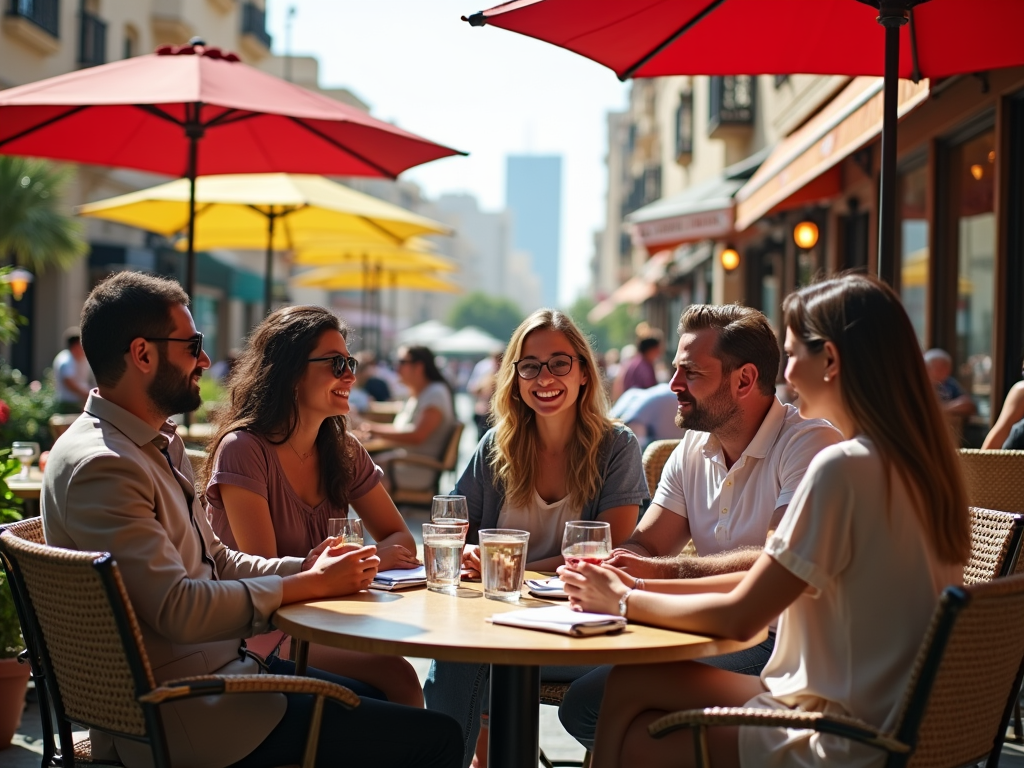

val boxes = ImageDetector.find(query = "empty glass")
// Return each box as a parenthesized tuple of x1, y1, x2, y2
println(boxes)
(479, 528, 530, 602)
(328, 517, 364, 546)
(431, 495, 469, 527)
(422, 523, 468, 594)
(11, 442, 40, 480)
(561, 521, 612, 567)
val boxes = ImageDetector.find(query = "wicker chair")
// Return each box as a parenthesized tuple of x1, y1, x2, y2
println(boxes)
(0, 518, 360, 768)
(642, 439, 680, 496)
(959, 449, 1024, 513)
(389, 422, 465, 508)
(648, 574, 1024, 768)
(964, 507, 1024, 585)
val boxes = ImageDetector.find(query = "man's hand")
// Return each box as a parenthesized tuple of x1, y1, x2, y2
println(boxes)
(302, 537, 339, 572)
(461, 544, 481, 579)
(311, 543, 379, 596)
(558, 562, 629, 615)
(376, 543, 421, 571)
(605, 549, 679, 579)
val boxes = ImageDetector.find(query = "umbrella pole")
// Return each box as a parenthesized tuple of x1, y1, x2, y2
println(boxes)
(876, 4, 909, 285)
(265, 209, 276, 315)
(185, 134, 199, 299)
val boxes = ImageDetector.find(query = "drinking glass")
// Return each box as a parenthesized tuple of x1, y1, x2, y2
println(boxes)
(11, 442, 40, 481)
(431, 495, 469, 527)
(561, 521, 612, 567)
(478, 528, 530, 602)
(422, 523, 468, 594)
(328, 517, 364, 546)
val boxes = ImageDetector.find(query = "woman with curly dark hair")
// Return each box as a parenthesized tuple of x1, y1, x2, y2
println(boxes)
(201, 305, 423, 707)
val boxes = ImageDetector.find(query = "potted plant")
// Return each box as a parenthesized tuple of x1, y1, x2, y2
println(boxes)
(0, 445, 28, 749)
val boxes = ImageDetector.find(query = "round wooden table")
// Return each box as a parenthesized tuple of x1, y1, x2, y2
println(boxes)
(274, 578, 766, 768)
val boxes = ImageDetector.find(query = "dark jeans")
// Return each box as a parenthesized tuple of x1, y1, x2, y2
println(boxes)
(232, 657, 462, 768)
(558, 630, 777, 751)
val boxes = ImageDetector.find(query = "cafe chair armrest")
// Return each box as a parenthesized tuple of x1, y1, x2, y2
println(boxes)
(649, 706, 910, 762)
(139, 674, 360, 710)
(389, 454, 446, 472)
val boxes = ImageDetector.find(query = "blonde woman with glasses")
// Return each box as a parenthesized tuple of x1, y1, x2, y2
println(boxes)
(424, 308, 650, 768)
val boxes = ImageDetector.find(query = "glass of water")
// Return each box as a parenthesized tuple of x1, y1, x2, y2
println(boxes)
(11, 442, 40, 480)
(431, 495, 469, 527)
(328, 517, 364, 546)
(561, 521, 612, 567)
(478, 529, 530, 602)
(422, 523, 468, 595)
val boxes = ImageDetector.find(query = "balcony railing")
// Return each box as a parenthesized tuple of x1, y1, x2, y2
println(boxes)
(78, 10, 106, 67)
(6, 0, 60, 38)
(708, 75, 755, 134)
(241, 1, 272, 49)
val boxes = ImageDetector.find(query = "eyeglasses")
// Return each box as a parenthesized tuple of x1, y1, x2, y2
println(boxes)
(513, 354, 579, 380)
(308, 354, 358, 378)
(140, 333, 204, 359)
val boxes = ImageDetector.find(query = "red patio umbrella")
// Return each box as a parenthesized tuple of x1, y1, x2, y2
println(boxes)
(0, 41, 465, 297)
(464, 0, 1024, 281)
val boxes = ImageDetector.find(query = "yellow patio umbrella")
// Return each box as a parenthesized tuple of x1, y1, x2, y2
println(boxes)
(293, 237, 457, 273)
(76, 173, 451, 313)
(292, 265, 461, 293)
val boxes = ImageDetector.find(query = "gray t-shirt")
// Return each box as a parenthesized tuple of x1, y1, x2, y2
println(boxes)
(393, 381, 456, 488)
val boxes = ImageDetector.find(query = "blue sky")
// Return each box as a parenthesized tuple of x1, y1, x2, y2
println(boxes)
(265, 0, 629, 306)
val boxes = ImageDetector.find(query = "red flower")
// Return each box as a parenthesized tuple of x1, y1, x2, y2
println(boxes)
(0, 400, 8, 425)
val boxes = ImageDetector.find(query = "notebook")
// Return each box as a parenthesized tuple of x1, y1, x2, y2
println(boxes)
(370, 565, 427, 591)
(488, 606, 626, 637)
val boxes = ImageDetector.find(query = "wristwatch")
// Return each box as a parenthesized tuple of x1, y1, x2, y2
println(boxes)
(618, 588, 633, 618)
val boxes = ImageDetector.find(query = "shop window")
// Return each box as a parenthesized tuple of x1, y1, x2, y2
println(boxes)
(839, 198, 869, 274)
(675, 91, 693, 165)
(898, 163, 929, 348)
(949, 128, 996, 422)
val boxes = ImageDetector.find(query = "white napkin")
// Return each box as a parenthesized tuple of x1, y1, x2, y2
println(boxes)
(488, 606, 626, 637)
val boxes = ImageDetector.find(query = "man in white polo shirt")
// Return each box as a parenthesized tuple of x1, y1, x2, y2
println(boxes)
(558, 303, 839, 750)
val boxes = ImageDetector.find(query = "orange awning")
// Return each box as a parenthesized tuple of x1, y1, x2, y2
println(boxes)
(735, 76, 930, 231)
(588, 251, 671, 322)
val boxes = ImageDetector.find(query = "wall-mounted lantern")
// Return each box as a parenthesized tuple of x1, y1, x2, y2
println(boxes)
(793, 221, 819, 250)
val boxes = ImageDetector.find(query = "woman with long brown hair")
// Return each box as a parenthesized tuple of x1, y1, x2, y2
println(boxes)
(201, 305, 424, 707)
(561, 274, 969, 768)
(425, 308, 650, 767)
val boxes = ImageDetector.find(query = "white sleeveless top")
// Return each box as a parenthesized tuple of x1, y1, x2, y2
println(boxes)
(496, 490, 583, 562)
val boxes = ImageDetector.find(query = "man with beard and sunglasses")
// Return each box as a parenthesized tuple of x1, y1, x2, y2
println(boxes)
(40, 272, 462, 768)
(556, 304, 838, 752)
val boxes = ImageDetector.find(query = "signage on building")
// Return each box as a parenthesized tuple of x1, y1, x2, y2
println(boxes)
(633, 206, 733, 249)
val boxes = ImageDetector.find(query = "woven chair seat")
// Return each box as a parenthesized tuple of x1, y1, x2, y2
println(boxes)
(539, 681, 570, 707)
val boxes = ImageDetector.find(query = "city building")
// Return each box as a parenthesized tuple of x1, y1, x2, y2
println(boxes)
(505, 154, 562, 308)
(0, 0, 363, 378)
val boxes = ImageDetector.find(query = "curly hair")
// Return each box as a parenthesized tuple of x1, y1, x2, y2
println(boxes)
(490, 309, 613, 510)
(199, 306, 355, 509)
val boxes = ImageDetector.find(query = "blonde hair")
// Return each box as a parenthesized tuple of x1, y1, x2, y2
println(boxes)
(783, 274, 970, 565)
(490, 309, 613, 509)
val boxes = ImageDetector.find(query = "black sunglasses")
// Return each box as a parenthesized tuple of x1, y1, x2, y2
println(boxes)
(139, 333, 204, 359)
(308, 354, 359, 378)
(513, 354, 579, 380)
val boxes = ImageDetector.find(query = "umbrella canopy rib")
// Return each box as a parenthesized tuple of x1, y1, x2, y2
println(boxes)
(622, 0, 727, 80)
(286, 116, 396, 179)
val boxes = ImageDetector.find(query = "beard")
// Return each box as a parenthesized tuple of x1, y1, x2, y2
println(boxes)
(148, 354, 202, 417)
(675, 377, 740, 433)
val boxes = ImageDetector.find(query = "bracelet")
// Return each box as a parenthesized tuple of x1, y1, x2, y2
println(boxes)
(634, 577, 645, 591)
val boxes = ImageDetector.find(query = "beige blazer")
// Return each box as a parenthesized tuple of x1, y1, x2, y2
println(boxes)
(42, 392, 304, 768)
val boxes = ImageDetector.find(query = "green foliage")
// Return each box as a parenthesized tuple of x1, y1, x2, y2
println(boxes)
(446, 292, 524, 344)
(565, 296, 639, 354)
(0, 449, 25, 658)
(0, 365, 58, 450)
(193, 376, 225, 424)
(0, 155, 88, 273)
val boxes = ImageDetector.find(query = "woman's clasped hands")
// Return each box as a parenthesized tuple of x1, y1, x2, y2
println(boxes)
(557, 560, 635, 615)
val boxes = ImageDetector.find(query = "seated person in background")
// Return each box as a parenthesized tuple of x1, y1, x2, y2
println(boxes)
(425, 308, 650, 768)
(611, 324, 663, 401)
(358, 345, 456, 491)
(983, 357, 1024, 449)
(610, 381, 686, 450)
(560, 273, 969, 768)
(467, 351, 501, 440)
(558, 304, 838, 751)
(924, 347, 976, 417)
(52, 326, 93, 413)
(202, 305, 423, 707)
(356, 350, 392, 402)
(41, 272, 461, 768)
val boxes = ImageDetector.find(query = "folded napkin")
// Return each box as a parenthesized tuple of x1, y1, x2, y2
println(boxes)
(525, 577, 568, 599)
(488, 606, 626, 637)
(371, 565, 427, 591)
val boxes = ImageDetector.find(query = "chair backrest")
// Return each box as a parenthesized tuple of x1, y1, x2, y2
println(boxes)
(959, 449, 1024, 513)
(48, 413, 79, 442)
(889, 574, 1024, 767)
(642, 439, 680, 495)
(0, 520, 163, 751)
(963, 507, 1024, 585)
(440, 422, 464, 472)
